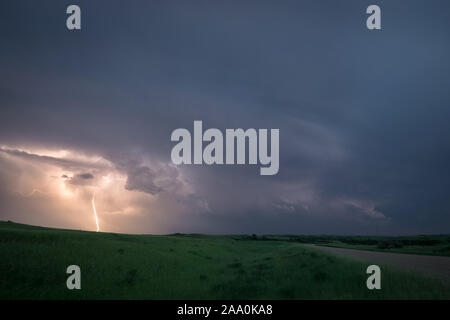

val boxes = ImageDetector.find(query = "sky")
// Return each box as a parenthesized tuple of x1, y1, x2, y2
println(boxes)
(1, 0, 450, 235)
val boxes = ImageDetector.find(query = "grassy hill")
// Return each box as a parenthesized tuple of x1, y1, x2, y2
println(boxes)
(0, 221, 449, 299)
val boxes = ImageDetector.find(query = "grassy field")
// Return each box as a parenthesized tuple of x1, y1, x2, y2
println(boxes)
(266, 235, 450, 256)
(0, 221, 449, 299)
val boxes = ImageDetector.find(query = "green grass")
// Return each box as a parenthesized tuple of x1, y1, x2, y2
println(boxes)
(0, 221, 449, 299)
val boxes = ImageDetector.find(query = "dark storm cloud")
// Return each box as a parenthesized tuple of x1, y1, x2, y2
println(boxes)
(0, 147, 110, 171)
(77, 173, 94, 180)
(67, 172, 95, 186)
(124, 166, 162, 195)
(1, 0, 450, 234)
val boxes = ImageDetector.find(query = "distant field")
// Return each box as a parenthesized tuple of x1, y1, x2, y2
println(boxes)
(257, 234, 450, 256)
(320, 240, 450, 256)
(0, 221, 449, 299)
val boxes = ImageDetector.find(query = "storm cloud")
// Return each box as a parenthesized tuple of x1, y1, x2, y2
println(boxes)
(0, 0, 449, 234)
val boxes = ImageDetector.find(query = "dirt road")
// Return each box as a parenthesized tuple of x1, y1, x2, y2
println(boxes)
(305, 244, 450, 282)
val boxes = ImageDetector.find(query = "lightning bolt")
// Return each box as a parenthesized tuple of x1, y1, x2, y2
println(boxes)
(91, 192, 100, 232)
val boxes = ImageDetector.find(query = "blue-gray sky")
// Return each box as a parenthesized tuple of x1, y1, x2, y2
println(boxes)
(1, 0, 450, 234)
